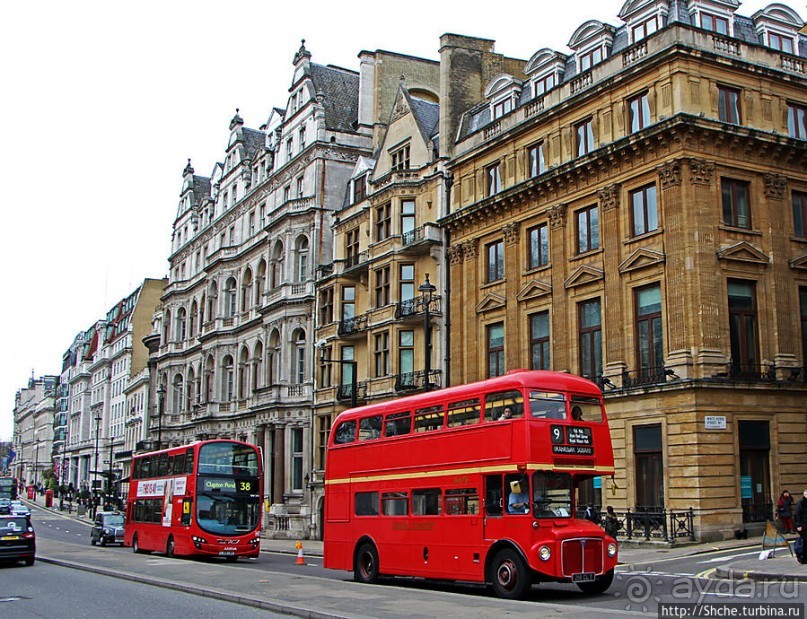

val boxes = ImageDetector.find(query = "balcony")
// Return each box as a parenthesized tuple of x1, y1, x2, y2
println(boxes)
(394, 294, 442, 321)
(337, 313, 368, 338)
(335, 251, 369, 278)
(394, 369, 442, 392)
(712, 363, 777, 383)
(337, 381, 367, 403)
(399, 224, 441, 255)
(620, 366, 677, 389)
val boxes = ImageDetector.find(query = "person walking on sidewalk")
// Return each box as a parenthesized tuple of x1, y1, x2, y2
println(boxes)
(794, 489, 807, 563)
(777, 490, 795, 533)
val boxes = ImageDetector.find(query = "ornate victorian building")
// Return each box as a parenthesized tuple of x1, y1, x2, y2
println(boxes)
(442, 0, 807, 540)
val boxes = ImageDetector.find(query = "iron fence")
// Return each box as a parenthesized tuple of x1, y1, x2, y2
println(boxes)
(584, 507, 696, 543)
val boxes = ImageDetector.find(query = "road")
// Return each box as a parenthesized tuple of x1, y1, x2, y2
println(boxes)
(23, 504, 807, 617)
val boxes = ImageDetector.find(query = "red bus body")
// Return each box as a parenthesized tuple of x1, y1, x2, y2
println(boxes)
(124, 439, 262, 560)
(324, 370, 618, 599)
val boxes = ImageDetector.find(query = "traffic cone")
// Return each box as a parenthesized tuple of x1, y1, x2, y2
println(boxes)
(295, 541, 305, 565)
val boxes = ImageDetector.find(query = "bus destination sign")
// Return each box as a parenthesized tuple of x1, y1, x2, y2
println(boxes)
(550, 425, 594, 456)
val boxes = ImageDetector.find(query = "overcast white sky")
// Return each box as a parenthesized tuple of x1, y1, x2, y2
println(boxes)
(0, 0, 799, 441)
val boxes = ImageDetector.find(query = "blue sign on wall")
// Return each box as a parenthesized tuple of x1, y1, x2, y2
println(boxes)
(740, 476, 753, 499)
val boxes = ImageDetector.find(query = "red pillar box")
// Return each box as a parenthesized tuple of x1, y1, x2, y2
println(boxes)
(27, 485, 35, 499)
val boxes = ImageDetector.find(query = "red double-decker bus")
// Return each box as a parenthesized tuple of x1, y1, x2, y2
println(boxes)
(124, 439, 262, 561)
(323, 370, 617, 599)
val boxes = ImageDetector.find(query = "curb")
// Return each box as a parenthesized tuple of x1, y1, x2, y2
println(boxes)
(714, 565, 807, 582)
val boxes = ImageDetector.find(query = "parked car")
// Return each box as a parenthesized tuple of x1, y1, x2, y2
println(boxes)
(90, 511, 125, 546)
(0, 515, 36, 565)
(0, 499, 10, 515)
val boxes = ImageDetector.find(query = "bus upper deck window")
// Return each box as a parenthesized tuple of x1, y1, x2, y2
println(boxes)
(485, 391, 524, 422)
(385, 411, 412, 437)
(529, 391, 566, 419)
(334, 420, 357, 444)
(569, 396, 603, 423)
(359, 415, 382, 440)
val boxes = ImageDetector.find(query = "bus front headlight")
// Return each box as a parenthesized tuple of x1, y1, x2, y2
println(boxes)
(607, 542, 617, 557)
(539, 545, 551, 561)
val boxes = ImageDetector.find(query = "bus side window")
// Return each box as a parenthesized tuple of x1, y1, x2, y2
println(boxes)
(334, 420, 357, 444)
(447, 398, 481, 427)
(355, 491, 379, 516)
(382, 492, 408, 515)
(484, 391, 524, 421)
(412, 489, 441, 515)
(529, 391, 566, 419)
(359, 415, 382, 440)
(385, 411, 412, 437)
(484, 475, 503, 516)
(167, 456, 175, 475)
(414, 405, 444, 433)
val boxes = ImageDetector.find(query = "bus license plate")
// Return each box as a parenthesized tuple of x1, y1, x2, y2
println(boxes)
(572, 572, 595, 583)
(219, 551, 235, 556)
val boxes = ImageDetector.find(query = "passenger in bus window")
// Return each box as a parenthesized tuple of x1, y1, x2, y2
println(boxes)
(507, 480, 529, 514)
(571, 406, 583, 421)
(499, 407, 512, 420)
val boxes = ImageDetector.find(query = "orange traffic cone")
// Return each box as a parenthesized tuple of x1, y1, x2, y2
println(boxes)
(295, 541, 305, 565)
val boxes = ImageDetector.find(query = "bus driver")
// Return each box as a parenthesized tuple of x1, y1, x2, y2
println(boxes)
(508, 480, 530, 514)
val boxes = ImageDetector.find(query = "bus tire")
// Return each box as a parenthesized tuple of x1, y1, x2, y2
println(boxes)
(353, 542, 379, 584)
(490, 548, 532, 600)
(166, 536, 175, 558)
(132, 534, 146, 554)
(576, 569, 614, 594)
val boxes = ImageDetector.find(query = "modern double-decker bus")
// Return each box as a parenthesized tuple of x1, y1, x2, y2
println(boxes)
(0, 477, 18, 501)
(324, 369, 617, 599)
(124, 439, 262, 561)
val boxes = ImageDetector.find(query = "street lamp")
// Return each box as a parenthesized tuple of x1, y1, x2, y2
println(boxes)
(418, 274, 437, 392)
(317, 343, 357, 408)
(34, 438, 41, 489)
(156, 385, 166, 451)
(93, 412, 102, 502)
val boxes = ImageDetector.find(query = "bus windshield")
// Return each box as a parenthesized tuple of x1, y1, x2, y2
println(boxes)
(195, 488, 261, 535)
(198, 442, 260, 476)
(532, 471, 573, 518)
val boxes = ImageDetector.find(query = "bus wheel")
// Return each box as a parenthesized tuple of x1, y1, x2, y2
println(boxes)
(490, 548, 532, 600)
(132, 534, 145, 554)
(353, 542, 379, 584)
(166, 537, 175, 558)
(576, 569, 614, 594)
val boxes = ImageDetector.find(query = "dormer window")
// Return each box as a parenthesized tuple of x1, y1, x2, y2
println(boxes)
(579, 47, 604, 72)
(532, 73, 556, 98)
(768, 32, 794, 54)
(700, 12, 728, 34)
(352, 175, 367, 203)
(524, 49, 566, 100)
(618, 1, 669, 44)
(568, 21, 615, 74)
(631, 16, 658, 42)
(485, 74, 523, 121)
(752, 4, 803, 55)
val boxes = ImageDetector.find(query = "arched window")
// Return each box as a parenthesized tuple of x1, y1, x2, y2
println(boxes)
(199, 294, 206, 327)
(241, 268, 253, 311)
(253, 341, 264, 391)
(268, 329, 281, 386)
(207, 283, 218, 320)
(176, 307, 187, 341)
(163, 309, 172, 344)
(189, 300, 198, 337)
(187, 366, 196, 410)
(221, 355, 234, 401)
(271, 242, 285, 289)
(225, 277, 237, 317)
(293, 329, 306, 384)
(204, 355, 215, 403)
(172, 373, 184, 414)
(295, 236, 309, 282)
(238, 347, 249, 399)
(256, 259, 266, 306)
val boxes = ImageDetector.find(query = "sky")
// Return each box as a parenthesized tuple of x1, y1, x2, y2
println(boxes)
(0, 0, 799, 440)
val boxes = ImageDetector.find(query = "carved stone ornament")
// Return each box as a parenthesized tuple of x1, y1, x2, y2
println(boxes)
(502, 222, 520, 245)
(547, 203, 567, 230)
(390, 97, 410, 124)
(598, 184, 621, 212)
(763, 173, 787, 200)
(688, 158, 715, 186)
(447, 244, 463, 265)
(462, 239, 478, 261)
(656, 160, 682, 190)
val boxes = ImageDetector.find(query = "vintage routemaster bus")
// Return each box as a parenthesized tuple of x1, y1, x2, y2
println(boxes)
(323, 370, 617, 599)
(124, 439, 262, 560)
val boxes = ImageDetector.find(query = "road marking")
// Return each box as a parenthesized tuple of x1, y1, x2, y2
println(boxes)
(697, 550, 760, 564)
(696, 567, 717, 579)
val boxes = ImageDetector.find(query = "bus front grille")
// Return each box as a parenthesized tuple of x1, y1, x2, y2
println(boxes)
(561, 538, 603, 576)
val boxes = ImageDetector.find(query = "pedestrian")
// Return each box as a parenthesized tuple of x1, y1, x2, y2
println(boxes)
(777, 490, 795, 534)
(794, 489, 807, 563)
(604, 505, 619, 538)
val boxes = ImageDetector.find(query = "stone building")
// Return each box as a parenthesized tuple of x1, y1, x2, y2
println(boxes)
(440, 0, 807, 540)
(12, 374, 57, 488)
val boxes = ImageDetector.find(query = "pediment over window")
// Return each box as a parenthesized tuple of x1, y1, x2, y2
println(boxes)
(752, 4, 804, 46)
(484, 74, 523, 99)
(564, 265, 605, 289)
(475, 292, 507, 314)
(618, 0, 668, 20)
(524, 49, 567, 76)
(567, 20, 617, 51)
(618, 248, 666, 274)
(716, 241, 769, 266)
(516, 280, 553, 302)
(789, 253, 807, 271)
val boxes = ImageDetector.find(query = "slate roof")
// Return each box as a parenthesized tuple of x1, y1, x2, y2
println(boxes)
(410, 96, 440, 139)
(241, 127, 266, 161)
(307, 64, 360, 132)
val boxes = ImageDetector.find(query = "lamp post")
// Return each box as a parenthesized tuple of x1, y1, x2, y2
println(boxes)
(418, 274, 437, 392)
(156, 385, 166, 451)
(93, 412, 102, 503)
(34, 438, 41, 489)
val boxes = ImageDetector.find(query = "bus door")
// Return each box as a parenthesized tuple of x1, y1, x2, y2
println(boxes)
(483, 474, 530, 541)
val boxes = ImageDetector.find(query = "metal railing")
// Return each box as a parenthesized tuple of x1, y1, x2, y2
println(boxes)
(742, 501, 773, 524)
(584, 507, 696, 543)
(337, 313, 368, 337)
